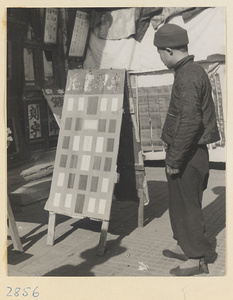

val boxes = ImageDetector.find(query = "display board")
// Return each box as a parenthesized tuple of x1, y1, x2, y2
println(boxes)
(42, 88, 64, 127)
(44, 69, 125, 221)
(131, 83, 171, 152)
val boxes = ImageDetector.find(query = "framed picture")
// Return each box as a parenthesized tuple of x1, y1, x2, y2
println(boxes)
(68, 10, 90, 59)
(44, 8, 58, 44)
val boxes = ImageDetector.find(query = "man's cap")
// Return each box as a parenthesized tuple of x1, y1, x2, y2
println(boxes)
(154, 24, 189, 48)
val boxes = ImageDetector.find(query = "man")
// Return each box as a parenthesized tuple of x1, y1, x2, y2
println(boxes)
(153, 24, 220, 276)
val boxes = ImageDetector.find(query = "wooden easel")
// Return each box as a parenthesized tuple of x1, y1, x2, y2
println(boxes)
(47, 211, 109, 256)
(115, 72, 149, 228)
(45, 70, 149, 256)
(7, 196, 24, 252)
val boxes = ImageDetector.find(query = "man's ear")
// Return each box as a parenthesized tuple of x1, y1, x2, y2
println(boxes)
(166, 48, 173, 55)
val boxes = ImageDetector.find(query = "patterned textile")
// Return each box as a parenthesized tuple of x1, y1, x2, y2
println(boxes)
(208, 67, 225, 146)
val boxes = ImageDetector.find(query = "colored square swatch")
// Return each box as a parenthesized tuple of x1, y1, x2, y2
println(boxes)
(87, 96, 98, 115)
(60, 155, 68, 168)
(109, 119, 117, 133)
(70, 155, 78, 168)
(106, 138, 114, 152)
(75, 194, 85, 213)
(75, 118, 82, 131)
(98, 119, 107, 132)
(62, 136, 70, 149)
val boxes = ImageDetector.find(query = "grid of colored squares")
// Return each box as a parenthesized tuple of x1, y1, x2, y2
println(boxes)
(46, 92, 124, 220)
(66, 96, 120, 113)
(59, 154, 113, 172)
(56, 172, 110, 192)
(62, 135, 115, 153)
(53, 173, 109, 215)
(63, 117, 117, 133)
(53, 192, 107, 215)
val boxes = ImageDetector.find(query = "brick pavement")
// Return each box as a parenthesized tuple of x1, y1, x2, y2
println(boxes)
(7, 166, 225, 277)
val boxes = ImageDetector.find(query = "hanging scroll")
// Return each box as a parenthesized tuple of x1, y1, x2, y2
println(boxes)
(208, 69, 225, 147)
(68, 11, 90, 58)
(44, 69, 125, 221)
(23, 48, 35, 86)
(28, 103, 42, 139)
(44, 8, 58, 44)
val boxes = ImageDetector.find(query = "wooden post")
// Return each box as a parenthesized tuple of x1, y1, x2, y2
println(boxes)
(96, 220, 109, 256)
(136, 170, 146, 228)
(47, 212, 56, 246)
(7, 197, 24, 252)
(138, 188, 144, 228)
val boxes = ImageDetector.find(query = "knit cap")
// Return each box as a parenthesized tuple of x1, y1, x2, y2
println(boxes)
(154, 24, 189, 48)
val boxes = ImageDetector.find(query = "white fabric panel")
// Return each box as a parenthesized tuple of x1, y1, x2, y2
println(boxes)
(84, 7, 225, 72)
(184, 7, 225, 61)
(84, 30, 140, 70)
(137, 73, 174, 87)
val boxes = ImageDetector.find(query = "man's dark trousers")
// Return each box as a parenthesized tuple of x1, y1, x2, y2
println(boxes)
(166, 145, 215, 262)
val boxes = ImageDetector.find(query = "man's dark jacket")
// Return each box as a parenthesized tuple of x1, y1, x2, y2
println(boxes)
(161, 55, 220, 169)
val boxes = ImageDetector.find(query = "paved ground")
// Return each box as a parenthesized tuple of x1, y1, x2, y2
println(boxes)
(7, 165, 225, 277)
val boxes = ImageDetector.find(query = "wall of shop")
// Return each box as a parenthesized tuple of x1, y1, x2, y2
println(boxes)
(7, 8, 91, 167)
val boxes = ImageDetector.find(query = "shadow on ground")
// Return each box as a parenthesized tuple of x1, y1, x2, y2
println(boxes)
(7, 177, 225, 276)
(43, 237, 127, 276)
(7, 179, 169, 271)
(203, 185, 226, 263)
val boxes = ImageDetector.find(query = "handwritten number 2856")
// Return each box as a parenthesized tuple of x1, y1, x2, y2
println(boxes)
(7, 287, 39, 297)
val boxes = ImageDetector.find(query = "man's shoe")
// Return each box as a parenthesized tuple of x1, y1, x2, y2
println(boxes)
(170, 259, 209, 276)
(162, 249, 188, 261)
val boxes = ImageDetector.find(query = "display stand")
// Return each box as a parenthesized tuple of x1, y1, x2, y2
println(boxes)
(7, 196, 24, 252)
(115, 72, 149, 227)
(44, 69, 148, 256)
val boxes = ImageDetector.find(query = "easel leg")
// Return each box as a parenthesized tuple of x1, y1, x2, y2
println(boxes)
(47, 212, 56, 246)
(138, 188, 144, 228)
(96, 220, 109, 256)
(7, 197, 24, 252)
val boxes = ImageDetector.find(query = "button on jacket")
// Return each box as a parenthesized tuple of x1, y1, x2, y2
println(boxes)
(161, 55, 220, 169)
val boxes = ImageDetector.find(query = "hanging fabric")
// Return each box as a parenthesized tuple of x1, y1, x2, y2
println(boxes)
(93, 8, 137, 40)
(133, 7, 162, 42)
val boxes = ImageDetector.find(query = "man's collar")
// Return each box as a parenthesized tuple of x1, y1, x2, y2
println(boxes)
(174, 55, 194, 71)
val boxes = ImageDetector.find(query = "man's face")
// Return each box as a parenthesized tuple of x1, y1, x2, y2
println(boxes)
(157, 48, 174, 69)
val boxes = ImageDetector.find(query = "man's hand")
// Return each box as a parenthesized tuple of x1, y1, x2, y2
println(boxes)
(166, 165, 180, 176)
